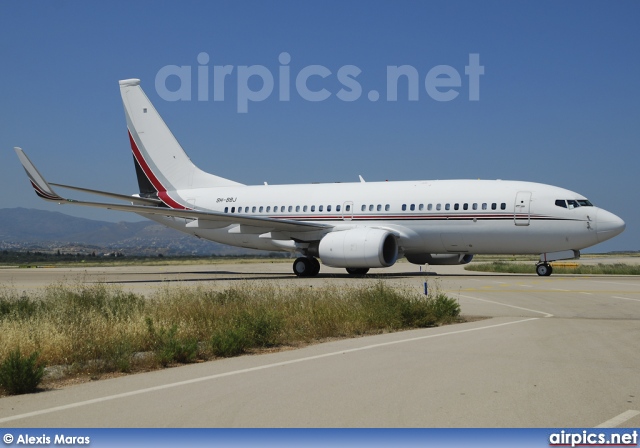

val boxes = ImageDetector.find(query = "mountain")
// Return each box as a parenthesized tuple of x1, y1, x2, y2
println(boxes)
(0, 208, 258, 256)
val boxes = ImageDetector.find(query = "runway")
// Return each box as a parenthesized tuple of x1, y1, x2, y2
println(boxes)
(0, 261, 639, 427)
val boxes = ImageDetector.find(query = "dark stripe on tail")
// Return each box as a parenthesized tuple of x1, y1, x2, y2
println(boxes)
(132, 154, 158, 197)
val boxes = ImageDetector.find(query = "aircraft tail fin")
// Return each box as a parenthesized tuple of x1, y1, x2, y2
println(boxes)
(119, 79, 242, 198)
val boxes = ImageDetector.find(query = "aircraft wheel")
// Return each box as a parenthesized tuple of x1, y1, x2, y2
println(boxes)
(293, 257, 311, 277)
(346, 267, 370, 276)
(293, 257, 320, 277)
(309, 257, 321, 276)
(536, 263, 553, 276)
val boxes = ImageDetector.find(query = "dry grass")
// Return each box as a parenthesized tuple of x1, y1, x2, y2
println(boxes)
(0, 280, 461, 393)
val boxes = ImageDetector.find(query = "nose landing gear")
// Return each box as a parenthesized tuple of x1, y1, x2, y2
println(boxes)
(536, 262, 553, 277)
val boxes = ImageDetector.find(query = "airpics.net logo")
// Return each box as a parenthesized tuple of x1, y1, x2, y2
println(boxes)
(154, 52, 484, 113)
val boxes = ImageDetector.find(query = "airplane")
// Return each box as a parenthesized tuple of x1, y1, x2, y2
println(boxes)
(14, 78, 625, 277)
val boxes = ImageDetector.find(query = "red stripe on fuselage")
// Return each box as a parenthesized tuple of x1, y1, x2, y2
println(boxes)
(127, 130, 188, 210)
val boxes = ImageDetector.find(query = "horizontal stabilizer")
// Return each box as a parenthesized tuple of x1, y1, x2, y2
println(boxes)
(13, 148, 330, 234)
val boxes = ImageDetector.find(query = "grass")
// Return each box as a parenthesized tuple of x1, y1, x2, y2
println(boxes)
(465, 262, 640, 275)
(0, 349, 44, 395)
(0, 280, 461, 394)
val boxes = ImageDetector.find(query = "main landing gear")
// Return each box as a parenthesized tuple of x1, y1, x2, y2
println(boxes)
(292, 257, 371, 277)
(536, 262, 553, 277)
(293, 257, 321, 277)
(346, 267, 369, 276)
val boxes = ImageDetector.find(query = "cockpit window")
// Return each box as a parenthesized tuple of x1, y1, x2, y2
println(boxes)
(567, 200, 579, 209)
(556, 199, 594, 209)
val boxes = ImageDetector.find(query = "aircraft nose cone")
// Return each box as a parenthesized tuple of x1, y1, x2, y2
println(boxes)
(596, 209, 626, 243)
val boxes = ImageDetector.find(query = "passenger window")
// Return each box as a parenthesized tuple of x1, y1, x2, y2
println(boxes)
(336, 205, 341, 212)
(436, 204, 441, 211)
(482, 203, 487, 210)
(402, 204, 407, 211)
(445, 204, 450, 211)
(454, 203, 459, 210)
(319, 205, 323, 212)
(252, 206, 256, 213)
(463, 203, 468, 210)
(266, 206, 270, 212)
(346, 205, 351, 212)
(501, 203, 506, 210)
(419, 204, 424, 211)
(259, 206, 264, 213)
(231, 207, 236, 213)
(369, 204, 374, 211)
(428, 204, 433, 211)
(472, 203, 477, 210)
(296, 206, 300, 212)
(224, 207, 228, 213)
(303, 205, 308, 212)
(491, 203, 497, 210)
(377, 204, 381, 211)
(311, 205, 315, 212)
(385, 204, 390, 211)
(410, 204, 415, 211)
(327, 205, 332, 212)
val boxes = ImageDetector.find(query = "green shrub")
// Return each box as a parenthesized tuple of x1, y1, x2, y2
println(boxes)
(429, 293, 461, 323)
(145, 318, 198, 366)
(210, 327, 251, 357)
(0, 295, 40, 320)
(0, 349, 45, 395)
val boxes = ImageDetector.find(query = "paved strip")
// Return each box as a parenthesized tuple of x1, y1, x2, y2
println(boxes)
(595, 410, 640, 428)
(612, 296, 640, 303)
(457, 293, 554, 318)
(0, 317, 538, 424)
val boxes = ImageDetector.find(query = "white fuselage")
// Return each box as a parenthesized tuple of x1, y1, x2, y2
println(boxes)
(141, 178, 622, 257)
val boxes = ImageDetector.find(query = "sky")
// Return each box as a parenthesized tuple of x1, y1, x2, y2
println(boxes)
(1, 0, 638, 252)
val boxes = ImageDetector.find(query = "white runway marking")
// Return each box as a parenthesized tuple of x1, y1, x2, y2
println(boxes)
(457, 294, 554, 318)
(0, 317, 539, 424)
(595, 409, 640, 428)
(588, 280, 640, 287)
(612, 296, 640, 303)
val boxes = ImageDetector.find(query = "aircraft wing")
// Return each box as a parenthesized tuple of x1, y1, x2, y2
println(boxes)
(14, 147, 331, 233)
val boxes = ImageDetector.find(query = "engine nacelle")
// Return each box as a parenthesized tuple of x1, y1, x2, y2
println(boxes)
(406, 253, 474, 265)
(319, 228, 398, 268)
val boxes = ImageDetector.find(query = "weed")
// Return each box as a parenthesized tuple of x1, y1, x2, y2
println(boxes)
(0, 280, 462, 386)
(145, 318, 198, 366)
(0, 349, 45, 395)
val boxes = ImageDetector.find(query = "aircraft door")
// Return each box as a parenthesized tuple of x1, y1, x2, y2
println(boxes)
(514, 191, 531, 226)
(342, 201, 354, 221)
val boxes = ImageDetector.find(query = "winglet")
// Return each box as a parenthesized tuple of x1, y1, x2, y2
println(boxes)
(14, 147, 65, 202)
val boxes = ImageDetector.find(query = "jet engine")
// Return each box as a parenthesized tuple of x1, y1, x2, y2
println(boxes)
(406, 253, 474, 265)
(318, 228, 398, 268)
